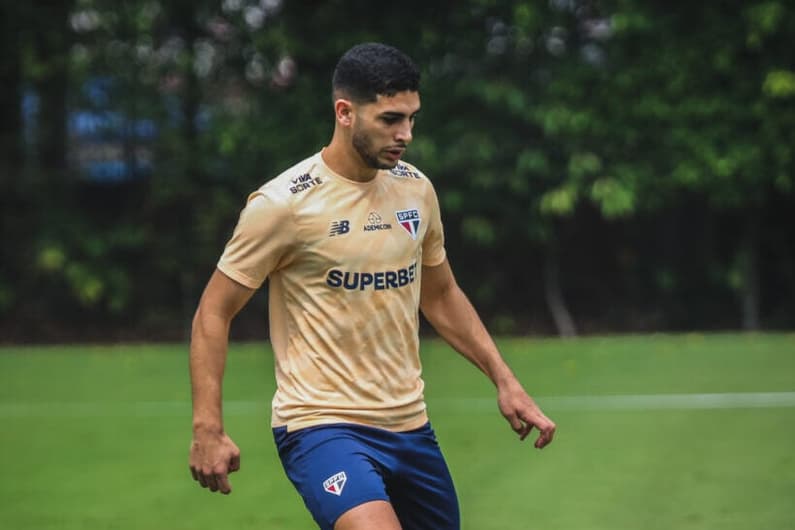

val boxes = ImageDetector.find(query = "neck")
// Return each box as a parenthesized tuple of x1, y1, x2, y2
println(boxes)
(323, 133, 378, 183)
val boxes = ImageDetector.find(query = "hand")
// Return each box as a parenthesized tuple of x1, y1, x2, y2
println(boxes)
(498, 382, 556, 449)
(189, 428, 241, 494)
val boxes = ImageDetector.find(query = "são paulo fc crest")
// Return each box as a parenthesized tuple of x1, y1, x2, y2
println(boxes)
(395, 208, 421, 240)
(323, 471, 347, 496)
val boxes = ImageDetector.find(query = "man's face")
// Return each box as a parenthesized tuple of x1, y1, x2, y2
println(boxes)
(350, 90, 420, 170)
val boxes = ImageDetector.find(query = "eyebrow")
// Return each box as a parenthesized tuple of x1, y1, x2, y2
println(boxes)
(379, 110, 421, 119)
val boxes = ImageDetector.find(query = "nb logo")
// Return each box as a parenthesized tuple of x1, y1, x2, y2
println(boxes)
(329, 220, 350, 237)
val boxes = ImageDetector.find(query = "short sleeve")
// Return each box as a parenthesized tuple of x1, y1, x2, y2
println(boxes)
(422, 181, 446, 267)
(217, 190, 294, 289)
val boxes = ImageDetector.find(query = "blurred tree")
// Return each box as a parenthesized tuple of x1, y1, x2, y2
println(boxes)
(574, 1, 795, 330)
(32, 1, 73, 171)
(1, 0, 794, 341)
(0, 2, 23, 171)
(416, 0, 795, 332)
(0, 2, 26, 319)
(404, 0, 603, 336)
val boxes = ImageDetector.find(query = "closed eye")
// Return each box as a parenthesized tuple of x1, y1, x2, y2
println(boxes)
(379, 111, 420, 126)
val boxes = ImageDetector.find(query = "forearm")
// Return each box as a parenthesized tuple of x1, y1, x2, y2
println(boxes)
(190, 308, 232, 433)
(421, 285, 518, 390)
(422, 276, 556, 447)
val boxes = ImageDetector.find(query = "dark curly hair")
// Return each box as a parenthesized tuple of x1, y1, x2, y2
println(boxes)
(332, 42, 420, 103)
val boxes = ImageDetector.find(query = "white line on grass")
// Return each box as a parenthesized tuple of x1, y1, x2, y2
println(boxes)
(0, 400, 262, 418)
(442, 392, 795, 413)
(2, 392, 795, 418)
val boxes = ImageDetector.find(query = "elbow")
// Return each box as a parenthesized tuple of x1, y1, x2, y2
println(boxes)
(420, 282, 456, 319)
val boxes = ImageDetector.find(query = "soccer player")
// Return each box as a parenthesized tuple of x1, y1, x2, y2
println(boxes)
(189, 42, 556, 530)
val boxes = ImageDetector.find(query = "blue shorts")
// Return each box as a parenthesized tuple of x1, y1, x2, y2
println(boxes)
(273, 422, 460, 530)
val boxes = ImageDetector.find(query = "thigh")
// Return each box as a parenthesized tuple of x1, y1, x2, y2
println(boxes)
(334, 500, 401, 530)
(390, 424, 460, 530)
(274, 425, 392, 530)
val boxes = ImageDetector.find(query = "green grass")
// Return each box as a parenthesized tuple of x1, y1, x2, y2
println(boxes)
(1, 333, 794, 529)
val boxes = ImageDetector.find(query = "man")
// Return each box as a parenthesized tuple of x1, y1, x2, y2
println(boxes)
(189, 42, 556, 530)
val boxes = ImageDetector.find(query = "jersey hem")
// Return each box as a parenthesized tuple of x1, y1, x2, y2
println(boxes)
(273, 411, 430, 434)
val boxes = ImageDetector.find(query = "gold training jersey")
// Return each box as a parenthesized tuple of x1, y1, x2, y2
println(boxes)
(217, 151, 446, 432)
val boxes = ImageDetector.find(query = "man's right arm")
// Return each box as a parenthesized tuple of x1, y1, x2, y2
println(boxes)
(189, 269, 255, 494)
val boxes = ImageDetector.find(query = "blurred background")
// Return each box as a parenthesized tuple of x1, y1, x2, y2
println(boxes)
(2, 0, 794, 343)
(2, 4, 794, 529)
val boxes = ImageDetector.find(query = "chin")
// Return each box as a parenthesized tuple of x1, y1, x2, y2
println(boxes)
(370, 159, 398, 170)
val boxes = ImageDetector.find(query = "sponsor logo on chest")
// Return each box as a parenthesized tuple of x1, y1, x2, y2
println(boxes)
(389, 163, 421, 179)
(326, 262, 417, 291)
(329, 210, 417, 237)
(328, 219, 350, 237)
(289, 173, 323, 194)
(363, 211, 392, 232)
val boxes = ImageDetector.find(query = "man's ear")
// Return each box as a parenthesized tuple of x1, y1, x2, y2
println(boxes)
(334, 98, 354, 127)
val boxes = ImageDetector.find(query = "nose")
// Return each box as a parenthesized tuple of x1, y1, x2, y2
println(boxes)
(395, 119, 413, 145)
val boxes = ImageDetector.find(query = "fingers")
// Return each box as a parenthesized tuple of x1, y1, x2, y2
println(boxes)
(190, 454, 237, 494)
(515, 410, 556, 448)
(534, 428, 553, 449)
(518, 423, 533, 441)
(507, 414, 533, 440)
(533, 419, 556, 449)
(206, 472, 219, 492)
(229, 452, 241, 473)
(189, 435, 240, 495)
(217, 473, 232, 494)
(508, 414, 524, 434)
(190, 466, 232, 494)
(507, 412, 536, 442)
(190, 464, 207, 487)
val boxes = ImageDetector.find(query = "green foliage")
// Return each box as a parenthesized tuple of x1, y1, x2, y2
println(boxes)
(590, 178, 635, 219)
(461, 216, 497, 246)
(540, 184, 578, 216)
(763, 70, 795, 98)
(745, 1, 786, 48)
(2, 0, 795, 337)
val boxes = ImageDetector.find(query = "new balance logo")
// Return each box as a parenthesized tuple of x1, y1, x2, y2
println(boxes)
(329, 220, 350, 237)
(323, 471, 347, 496)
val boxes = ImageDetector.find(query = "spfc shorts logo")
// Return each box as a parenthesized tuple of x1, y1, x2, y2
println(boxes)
(395, 209, 421, 240)
(322, 471, 347, 496)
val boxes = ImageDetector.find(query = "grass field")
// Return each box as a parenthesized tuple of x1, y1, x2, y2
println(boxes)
(1, 333, 794, 529)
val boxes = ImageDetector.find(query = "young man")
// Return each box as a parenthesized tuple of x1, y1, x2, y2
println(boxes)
(189, 42, 556, 530)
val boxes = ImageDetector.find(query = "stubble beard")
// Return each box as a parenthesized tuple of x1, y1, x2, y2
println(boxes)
(352, 129, 396, 170)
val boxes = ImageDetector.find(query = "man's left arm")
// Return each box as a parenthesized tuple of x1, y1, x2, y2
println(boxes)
(419, 258, 556, 449)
